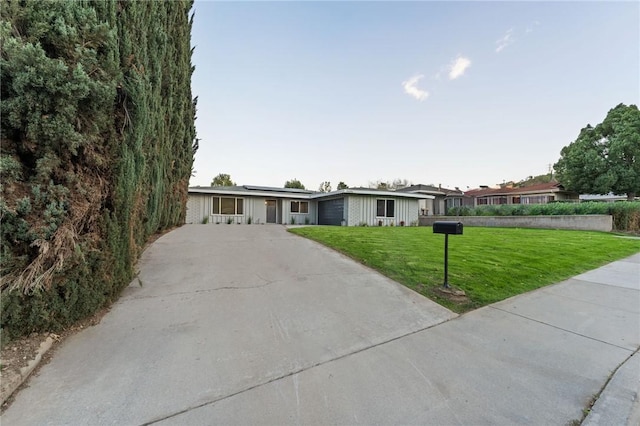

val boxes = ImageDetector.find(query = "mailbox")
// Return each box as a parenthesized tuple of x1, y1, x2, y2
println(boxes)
(432, 221, 463, 288)
(433, 221, 463, 235)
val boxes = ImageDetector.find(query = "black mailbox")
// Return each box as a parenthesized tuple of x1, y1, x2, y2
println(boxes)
(433, 221, 463, 235)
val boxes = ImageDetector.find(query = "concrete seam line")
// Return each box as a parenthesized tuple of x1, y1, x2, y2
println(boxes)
(138, 317, 455, 425)
(118, 280, 279, 302)
(489, 306, 636, 352)
(582, 347, 640, 425)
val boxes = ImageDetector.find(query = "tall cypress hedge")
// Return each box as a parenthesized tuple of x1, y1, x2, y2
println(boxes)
(0, 0, 197, 343)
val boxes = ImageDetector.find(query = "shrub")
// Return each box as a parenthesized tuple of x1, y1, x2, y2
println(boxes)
(446, 201, 640, 232)
(1, 1, 197, 343)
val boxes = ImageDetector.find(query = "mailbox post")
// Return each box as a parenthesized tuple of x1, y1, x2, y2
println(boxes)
(432, 221, 463, 288)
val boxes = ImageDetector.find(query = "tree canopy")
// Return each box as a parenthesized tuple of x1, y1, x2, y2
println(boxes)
(211, 173, 235, 186)
(318, 181, 331, 192)
(554, 103, 640, 200)
(337, 181, 349, 190)
(284, 179, 305, 189)
(370, 179, 411, 190)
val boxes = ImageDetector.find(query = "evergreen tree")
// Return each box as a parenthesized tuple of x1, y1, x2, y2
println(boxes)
(284, 179, 305, 189)
(1, 0, 197, 342)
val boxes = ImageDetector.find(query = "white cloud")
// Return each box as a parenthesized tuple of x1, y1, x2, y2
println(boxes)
(402, 74, 429, 101)
(525, 20, 540, 34)
(448, 56, 471, 80)
(496, 28, 515, 53)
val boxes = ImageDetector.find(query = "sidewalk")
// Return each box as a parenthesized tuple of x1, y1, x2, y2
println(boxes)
(1, 225, 638, 425)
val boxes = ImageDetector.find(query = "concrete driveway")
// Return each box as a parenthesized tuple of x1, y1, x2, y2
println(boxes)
(2, 225, 456, 425)
(4, 225, 638, 425)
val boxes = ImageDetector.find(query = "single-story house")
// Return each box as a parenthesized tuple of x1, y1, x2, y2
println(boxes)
(464, 182, 579, 206)
(397, 184, 472, 215)
(186, 185, 434, 226)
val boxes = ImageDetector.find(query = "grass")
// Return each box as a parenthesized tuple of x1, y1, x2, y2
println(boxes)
(289, 226, 640, 313)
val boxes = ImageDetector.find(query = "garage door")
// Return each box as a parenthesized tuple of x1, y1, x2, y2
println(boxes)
(318, 198, 344, 225)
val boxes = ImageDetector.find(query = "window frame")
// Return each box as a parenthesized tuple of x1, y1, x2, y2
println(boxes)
(291, 200, 309, 214)
(212, 196, 244, 215)
(376, 199, 395, 218)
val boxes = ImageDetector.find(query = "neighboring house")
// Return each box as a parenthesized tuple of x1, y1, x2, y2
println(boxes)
(186, 185, 434, 226)
(464, 182, 579, 206)
(397, 184, 470, 215)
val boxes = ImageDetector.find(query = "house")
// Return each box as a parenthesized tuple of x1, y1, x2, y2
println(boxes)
(464, 182, 579, 206)
(186, 185, 434, 226)
(397, 184, 471, 215)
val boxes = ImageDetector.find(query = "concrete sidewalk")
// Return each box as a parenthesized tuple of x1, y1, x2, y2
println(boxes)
(2, 226, 638, 425)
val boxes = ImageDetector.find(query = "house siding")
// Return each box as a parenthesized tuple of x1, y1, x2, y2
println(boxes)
(187, 188, 426, 226)
(283, 199, 316, 225)
(186, 194, 208, 224)
(346, 195, 418, 226)
(187, 195, 317, 225)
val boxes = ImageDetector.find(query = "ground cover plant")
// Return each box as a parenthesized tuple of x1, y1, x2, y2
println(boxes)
(289, 226, 640, 313)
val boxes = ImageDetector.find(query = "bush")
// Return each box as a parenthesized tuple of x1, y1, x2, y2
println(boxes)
(1, 1, 197, 344)
(447, 202, 640, 232)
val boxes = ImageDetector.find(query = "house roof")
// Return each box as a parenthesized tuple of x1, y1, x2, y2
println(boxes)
(397, 184, 464, 196)
(464, 182, 570, 197)
(310, 188, 434, 200)
(188, 185, 315, 199)
(188, 185, 434, 200)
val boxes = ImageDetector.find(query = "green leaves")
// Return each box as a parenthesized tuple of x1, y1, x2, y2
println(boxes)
(555, 104, 640, 199)
(1, 0, 197, 342)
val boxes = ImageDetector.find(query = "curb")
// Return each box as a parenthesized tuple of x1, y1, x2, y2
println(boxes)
(0, 336, 54, 406)
(583, 351, 640, 426)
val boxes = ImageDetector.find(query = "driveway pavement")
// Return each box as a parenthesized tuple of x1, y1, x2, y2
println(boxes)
(2, 225, 638, 425)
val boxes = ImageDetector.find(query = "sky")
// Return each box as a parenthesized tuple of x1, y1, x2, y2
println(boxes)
(188, 1, 639, 191)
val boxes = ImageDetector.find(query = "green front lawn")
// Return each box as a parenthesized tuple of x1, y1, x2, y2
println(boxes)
(289, 226, 640, 313)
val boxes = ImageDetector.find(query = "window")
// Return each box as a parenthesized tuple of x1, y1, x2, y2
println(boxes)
(291, 201, 309, 213)
(212, 197, 243, 215)
(522, 195, 552, 205)
(376, 199, 395, 217)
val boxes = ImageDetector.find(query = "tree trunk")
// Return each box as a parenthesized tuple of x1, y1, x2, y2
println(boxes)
(628, 192, 636, 201)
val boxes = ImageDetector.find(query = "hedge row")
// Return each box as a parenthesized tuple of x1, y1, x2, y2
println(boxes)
(447, 201, 640, 232)
(1, 0, 197, 344)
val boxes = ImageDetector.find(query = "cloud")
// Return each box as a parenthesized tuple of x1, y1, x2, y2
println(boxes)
(496, 28, 515, 53)
(402, 74, 429, 101)
(448, 56, 471, 80)
(525, 20, 540, 34)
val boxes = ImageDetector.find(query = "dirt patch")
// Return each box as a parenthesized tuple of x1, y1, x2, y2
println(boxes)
(433, 286, 470, 303)
(416, 282, 471, 307)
